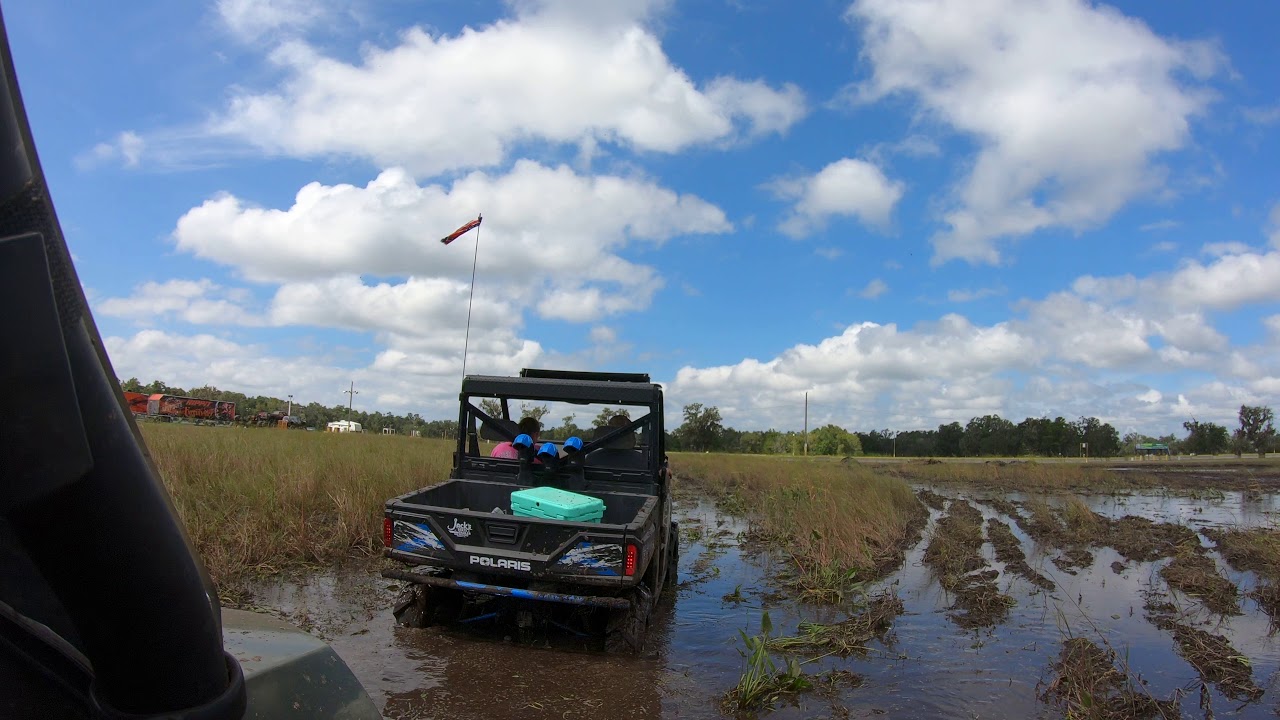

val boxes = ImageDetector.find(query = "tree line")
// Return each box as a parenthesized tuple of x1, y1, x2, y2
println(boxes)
(667, 403, 1278, 459)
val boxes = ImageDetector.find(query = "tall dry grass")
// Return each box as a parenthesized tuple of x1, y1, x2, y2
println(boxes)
(141, 424, 452, 590)
(673, 453, 925, 601)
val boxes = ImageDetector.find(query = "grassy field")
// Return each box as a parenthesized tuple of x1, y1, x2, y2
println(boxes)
(672, 453, 927, 603)
(142, 423, 452, 597)
(146, 421, 1268, 607)
(876, 459, 1160, 491)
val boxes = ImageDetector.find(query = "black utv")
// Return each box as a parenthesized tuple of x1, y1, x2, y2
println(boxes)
(383, 369, 679, 651)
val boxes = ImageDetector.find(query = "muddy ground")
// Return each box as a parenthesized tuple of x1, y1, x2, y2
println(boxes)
(246, 463, 1280, 719)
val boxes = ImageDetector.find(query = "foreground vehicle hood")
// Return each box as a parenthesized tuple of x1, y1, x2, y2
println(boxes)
(222, 609, 381, 719)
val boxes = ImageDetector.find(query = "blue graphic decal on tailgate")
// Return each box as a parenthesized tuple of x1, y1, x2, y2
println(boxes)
(393, 520, 444, 552)
(554, 542, 622, 576)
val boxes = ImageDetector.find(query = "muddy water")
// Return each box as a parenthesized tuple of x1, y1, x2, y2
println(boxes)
(251, 489, 1280, 719)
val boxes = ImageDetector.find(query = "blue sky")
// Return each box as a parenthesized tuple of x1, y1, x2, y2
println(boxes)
(7, 0, 1279, 435)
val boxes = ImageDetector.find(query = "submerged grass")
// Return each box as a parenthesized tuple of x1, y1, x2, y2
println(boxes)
(1038, 637, 1180, 719)
(1108, 516, 1199, 563)
(142, 423, 452, 597)
(674, 453, 926, 603)
(1205, 527, 1280, 580)
(986, 518, 1054, 592)
(1145, 595, 1263, 702)
(1159, 548, 1240, 616)
(1206, 526, 1280, 627)
(766, 593, 904, 657)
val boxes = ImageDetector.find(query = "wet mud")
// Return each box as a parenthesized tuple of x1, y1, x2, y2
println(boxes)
(916, 488, 947, 511)
(242, 482, 1280, 718)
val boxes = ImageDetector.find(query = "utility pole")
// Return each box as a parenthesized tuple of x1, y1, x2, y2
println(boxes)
(344, 381, 358, 420)
(803, 392, 809, 457)
(287, 394, 293, 416)
(893, 431, 897, 459)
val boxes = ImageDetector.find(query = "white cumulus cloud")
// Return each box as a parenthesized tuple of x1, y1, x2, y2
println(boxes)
(204, 1, 806, 175)
(97, 279, 262, 326)
(847, 0, 1222, 265)
(772, 158, 905, 237)
(173, 162, 730, 317)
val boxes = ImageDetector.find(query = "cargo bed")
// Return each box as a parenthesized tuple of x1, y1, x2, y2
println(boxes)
(385, 479, 658, 589)
(394, 479, 649, 524)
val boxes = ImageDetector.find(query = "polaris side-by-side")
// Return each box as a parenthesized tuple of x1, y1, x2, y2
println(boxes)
(383, 369, 678, 650)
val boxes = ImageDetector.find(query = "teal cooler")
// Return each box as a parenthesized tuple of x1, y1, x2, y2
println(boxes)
(510, 487, 604, 523)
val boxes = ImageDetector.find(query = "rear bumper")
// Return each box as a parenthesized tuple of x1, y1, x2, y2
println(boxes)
(382, 568, 631, 610)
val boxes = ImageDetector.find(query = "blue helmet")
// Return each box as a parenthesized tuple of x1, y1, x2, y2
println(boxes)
(513, 434, 533, 449)
(564, 436, 584, 453)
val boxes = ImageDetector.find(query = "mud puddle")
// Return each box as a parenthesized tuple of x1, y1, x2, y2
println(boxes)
(247, 488, 1280, 718)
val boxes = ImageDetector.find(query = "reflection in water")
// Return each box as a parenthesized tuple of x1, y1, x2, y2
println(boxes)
(253, 491, 1280, 718)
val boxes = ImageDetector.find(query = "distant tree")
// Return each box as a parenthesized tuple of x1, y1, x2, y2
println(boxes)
(1073, 416, 1121, 458)
(1235, 405, 1276, 458)
(720, 427, 744, 453)
(554, 413, 584, 440)
(808, 424, 862, 456)
(142, 379, 181, 395)
(678, 403, 723, 452)
(895, 429, 936, 457)
(1182, 419, 1230, 456)
(519, 402, 550, 423)
(121, 377, 143, 392)
(1017, 417, 1047, 455)
(935, 422, 963, 457)
(857, 429, 894, 456)
(593, 407, 630, 427)
(961, 415, 1017, 456)
(479, 398, 503, 419)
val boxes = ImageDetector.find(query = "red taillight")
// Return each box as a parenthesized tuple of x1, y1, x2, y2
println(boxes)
(383, 518, 393, 548)
(624, 544, 637, 577)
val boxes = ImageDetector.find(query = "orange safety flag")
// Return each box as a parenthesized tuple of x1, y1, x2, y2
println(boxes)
(440, 216, 482, 245)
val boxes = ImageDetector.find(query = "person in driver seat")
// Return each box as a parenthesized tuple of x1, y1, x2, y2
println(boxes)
(491, 416, 541, 459)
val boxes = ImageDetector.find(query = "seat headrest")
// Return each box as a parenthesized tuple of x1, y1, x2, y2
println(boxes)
(592, 426, 636, 449)
(479, 418, 519, 441)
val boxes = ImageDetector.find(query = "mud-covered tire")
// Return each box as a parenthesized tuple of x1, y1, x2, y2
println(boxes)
(393, 583, 463, 628)
(665, 522, 679, 591)
(605, 585, 654, 653)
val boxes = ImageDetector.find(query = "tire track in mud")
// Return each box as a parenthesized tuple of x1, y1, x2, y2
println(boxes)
(895, 487, 1274, 716)
(985, 518, 1055, 592)
(922, 499, 1014, 629)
